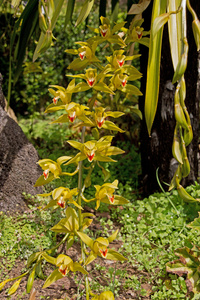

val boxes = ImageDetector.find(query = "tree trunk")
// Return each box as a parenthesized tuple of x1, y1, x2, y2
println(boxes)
(139, 1, 200, 196)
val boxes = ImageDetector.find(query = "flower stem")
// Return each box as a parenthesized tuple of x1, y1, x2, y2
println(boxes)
(186, 0, 197, 20)
(77, 126, 90, 300)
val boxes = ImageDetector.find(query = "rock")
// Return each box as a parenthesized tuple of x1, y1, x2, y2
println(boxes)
(0, 74, 42, 214)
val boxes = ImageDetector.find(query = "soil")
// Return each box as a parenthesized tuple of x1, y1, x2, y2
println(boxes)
(0, 209, 152, 300)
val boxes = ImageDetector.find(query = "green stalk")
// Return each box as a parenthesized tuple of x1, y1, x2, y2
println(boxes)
(47, 233, 69, 254)
(77, 126, 89, 300)
(186, 0, 197, 20)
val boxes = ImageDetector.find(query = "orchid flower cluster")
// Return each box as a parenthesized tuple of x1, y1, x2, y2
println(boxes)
(0, 16, 147, 299)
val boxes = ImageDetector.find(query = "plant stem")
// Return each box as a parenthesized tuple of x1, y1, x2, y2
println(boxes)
(77, 126, 90, 300)
(47, 233, 69, 254)
(186, 0, 197, 20)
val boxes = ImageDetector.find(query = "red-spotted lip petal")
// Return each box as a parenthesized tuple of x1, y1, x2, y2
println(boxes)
(96, 117, 105, 128)
(109, 195, 115, 203)
(43, 169, 49, 180)
(101, 29, 107, 37)
(59, 266, 68, 276)
(68, 111, 76, 123)
(117, 60, 124, 67)
(79, 51, 86, 60)
(137, 32, 142, 39)
(121, 79, 127, 87)
(100, 248, 108, 258)
(87, 153, 95, 162)
(53, 97, 59, 105)
(87, 79, 95, 87)
(57, 199, 65, 208)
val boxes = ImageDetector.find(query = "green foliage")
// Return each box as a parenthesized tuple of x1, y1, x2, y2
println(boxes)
(110, 183, 200, 298)
(0, 200, 60, 274)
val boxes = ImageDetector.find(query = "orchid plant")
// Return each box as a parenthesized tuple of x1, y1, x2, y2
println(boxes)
(0, 15, 146, 299)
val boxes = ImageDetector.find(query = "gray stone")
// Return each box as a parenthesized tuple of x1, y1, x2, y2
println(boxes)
(0, 75, 42, 214)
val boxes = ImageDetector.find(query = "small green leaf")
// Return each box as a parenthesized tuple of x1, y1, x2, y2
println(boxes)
(8, 279, 22, 296)
(0, 279, 11, 291)
(57, 156, 72, 165)
(27, 252, 40, 268)
(108, 229, 118, 243)
(85, 252, 97, 265)
(99, 291, 115, 300)
(43, 269, 63, 289)
(94, 82, 115, 95)
(36, 261, 45, 280)
(103, 121, 124, 133)
(77, 231, 94, 249)
(72, 262, 88, 274)
(26, 267, 36, 293)
(106, 249, 127, 261)
(34, 173, 55, 187)
(42, 253, 56, 265)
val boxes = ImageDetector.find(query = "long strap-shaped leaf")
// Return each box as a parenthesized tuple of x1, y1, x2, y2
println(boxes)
(167, 0, 182, 70)
(144, 0, 167, 136)
(75, 0, 94, 27)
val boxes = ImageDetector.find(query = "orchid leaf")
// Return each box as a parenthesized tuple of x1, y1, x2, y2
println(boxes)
(0, 279, 11, 291)
(27, 252, 40, 268)
(34, 173, 55, 187)
(105, 111, 124, 118)
(103, 120, 124, 132)
(94, 82, 115, 94)
(120, 84, 143, 95)
(72, 262, 88, 274)
(43, 269, 63, 289)
(128, 0, 151, 15)
(99, 291, 115, 300)
(51, 114, 69, 124)
(45, 105, 65, 113)
(106, 249, 127, 261)
(111, 21, 126, 34)
(72, 82, 90, 93)
(108, 229, 118, 243)
(43, 199, 57, 210)
(7, 279, 21, 295)
(85, 252, 97, 265)
(42, 253, 56, 265)
(145, 0, 168, 135)
(94, 154, 117, 162)
(77, 231, 94, 249)
(68, 58, 89, 70)
(67, 140, 83, 151)
(112, 195, 129, 205)
(75, 0, 94, 26)
(57, 156, 72, 165)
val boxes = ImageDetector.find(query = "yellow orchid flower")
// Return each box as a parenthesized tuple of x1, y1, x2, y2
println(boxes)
(77, 229, 127, 265)
(82, 180, 129, 210)
(66, 136, 124, 165)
